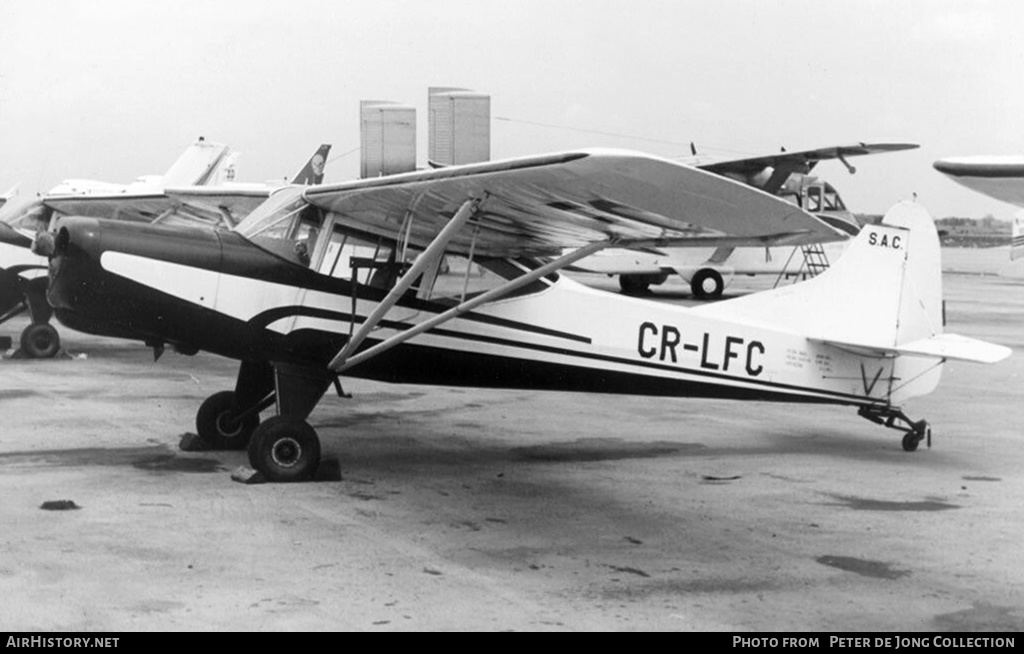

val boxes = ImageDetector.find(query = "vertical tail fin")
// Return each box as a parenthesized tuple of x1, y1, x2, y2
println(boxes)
(697, 202, 1008, 402)
(290, 144, 331, 185)
(696, 201, 941, 349)
(161, 137, 232, 187)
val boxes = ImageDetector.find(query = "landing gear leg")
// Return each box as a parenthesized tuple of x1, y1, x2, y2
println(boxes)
(858, 405, 931, 452)
(195, 360, 275, 450)
(247, 363, 334, 482)
(17, 277, 61, 359)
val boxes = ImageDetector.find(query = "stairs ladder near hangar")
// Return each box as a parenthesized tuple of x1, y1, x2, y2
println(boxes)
(773, 242, 831, 288)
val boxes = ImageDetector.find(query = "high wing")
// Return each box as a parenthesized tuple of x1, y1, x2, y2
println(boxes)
(694, 142, 919, 194)
(933, 156, 1024, 209)
(302, 148, 837, 259)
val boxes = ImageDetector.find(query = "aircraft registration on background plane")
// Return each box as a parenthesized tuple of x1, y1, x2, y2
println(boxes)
(577, 142, 918, 297)
(43, 148, 1009, 482)
(0, 141, 331, 358)
(934, 155, 1024, 261)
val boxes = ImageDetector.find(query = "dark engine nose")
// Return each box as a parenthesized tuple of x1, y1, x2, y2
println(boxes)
(47, 216, 225, 345)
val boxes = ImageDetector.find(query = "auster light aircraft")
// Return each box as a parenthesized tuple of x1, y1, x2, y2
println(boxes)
(45, 149, 1009, 482)
(581, 142, 918, 297)
(0, 142, 330, 357)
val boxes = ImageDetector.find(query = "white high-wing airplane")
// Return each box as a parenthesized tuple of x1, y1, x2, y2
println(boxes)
(576, 142, 917, 297)
(933, 155, 1024, 260)
(46, 148, 1009, 482)
(43, 136, 236, 225)
(43, 140, 330, 228)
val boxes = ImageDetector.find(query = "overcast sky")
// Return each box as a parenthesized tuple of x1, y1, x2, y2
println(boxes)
(2, 0, 1023, 219)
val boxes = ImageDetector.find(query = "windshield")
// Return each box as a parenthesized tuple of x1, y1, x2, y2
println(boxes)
(235, 185, 311, 239)
(235, 185, 325, 265)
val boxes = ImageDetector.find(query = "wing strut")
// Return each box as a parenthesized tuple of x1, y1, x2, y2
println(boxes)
(331, 238, 614, 374)
(837, 153, 856, 174)
(150, 207, 180, 226)
(329, 196, 484, 370)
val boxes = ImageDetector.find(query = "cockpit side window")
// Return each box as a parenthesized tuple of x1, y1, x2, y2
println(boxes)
(822, 184, 846, 211)
(805, 185, 822, 213)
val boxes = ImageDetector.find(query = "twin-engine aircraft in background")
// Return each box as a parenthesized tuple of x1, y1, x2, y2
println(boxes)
(577, 142, 918, 297)
(45, 148, 1009, 482)
(0, 141, 331, 357)
(934, 155, 1024, 260)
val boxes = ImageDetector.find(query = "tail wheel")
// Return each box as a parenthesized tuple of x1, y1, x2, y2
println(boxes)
(690, 269, 724, 299)
(248, 416, 321, 483)
(901, 432, 921, 452)
(196, 390, 259, 450)
(20, 322, 60, 359)
(901, 421, 931, 452)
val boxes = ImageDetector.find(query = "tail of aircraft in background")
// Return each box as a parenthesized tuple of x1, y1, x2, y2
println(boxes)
(159, 137, 234, 188)
(290, 144, 332, 185)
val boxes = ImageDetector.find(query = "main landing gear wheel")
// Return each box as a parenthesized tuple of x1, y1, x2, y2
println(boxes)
(690, 269, 724, 300)
(901, 420, 931, 452)
(20, 323, 60, 359)
(196, 391, 260, 450)
(247, 416, 321, 483)
(619, 274, 650, 295)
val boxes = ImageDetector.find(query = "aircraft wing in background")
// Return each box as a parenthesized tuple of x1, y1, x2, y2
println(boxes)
(933, 156, 1024, 209)
(694, 142, 919, 194)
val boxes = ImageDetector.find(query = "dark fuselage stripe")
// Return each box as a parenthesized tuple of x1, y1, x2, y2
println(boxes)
(264, 305, 875, 404)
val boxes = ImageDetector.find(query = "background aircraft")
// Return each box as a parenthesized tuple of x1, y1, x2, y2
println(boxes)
(42, 137, 235, 225)
(0, 141, 330, 357)
(934, 155, 1024, 261)
(577, 143, 918, 297)
(44, 149, 1008, 482)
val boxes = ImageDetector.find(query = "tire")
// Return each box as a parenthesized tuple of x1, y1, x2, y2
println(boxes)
(20, 323, 60, 359)
(690, 269, 724, 299)
(247, 416, 321, 483)
(196, 391, 259, 450)
(901, 432, 920, 452)
(619, 274, 650, 295)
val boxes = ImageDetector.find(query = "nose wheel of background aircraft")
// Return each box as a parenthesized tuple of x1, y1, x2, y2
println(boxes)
(195, 391, 261, 450)
(247, 416, 321, 483)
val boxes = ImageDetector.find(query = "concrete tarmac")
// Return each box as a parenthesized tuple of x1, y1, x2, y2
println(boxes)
(1, 253, 1022, 631)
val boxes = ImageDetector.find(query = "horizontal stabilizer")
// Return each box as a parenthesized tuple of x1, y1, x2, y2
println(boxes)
(816, 333, 1011, 364)
(896, 334, 1012, 364)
